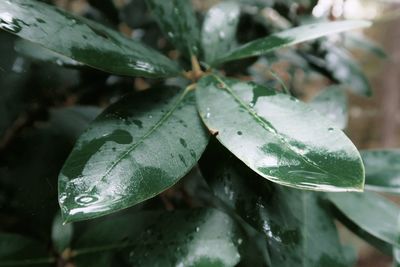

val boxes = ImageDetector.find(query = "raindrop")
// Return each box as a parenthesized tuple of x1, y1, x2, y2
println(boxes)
(167, 32, 175, 38)
(218, 31, 226, 40)
(179, 138, 187, 148)
(237, 238, 243, 245)
(237, 131, 242, 136)
(75, 195, 99, 205)
(195, 227, 200, 232)
(328, 127, 334, 132)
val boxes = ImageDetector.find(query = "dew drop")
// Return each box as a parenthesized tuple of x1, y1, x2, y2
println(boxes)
(237, 131, 242, 136)
(328, 127, 334, 132)
(167, 32, 175, 38)
(195, 227, 200, 232)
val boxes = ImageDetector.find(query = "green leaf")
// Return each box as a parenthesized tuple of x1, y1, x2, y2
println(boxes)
(0, 233, 54, 267)
(49, 106, 102, 141)
(310, 86, 348, 130)
(51, 213, 73, 254)
(199, 141, 349, 267)
(324, 45, 372, 96)
(212, 20, 371, 65)
(73, 209, 243, 267)
(327, 192, 400, 248)
(0, 0, 182, 78)
(196, 75, 364, 191)
(59, 86, 209, 222)
(201, 1, 240, 64)
(145, 0, 201, 58)
(361, 150, 400, 194)
(344, 33, 387, 58)
(15, 39, 83, 68)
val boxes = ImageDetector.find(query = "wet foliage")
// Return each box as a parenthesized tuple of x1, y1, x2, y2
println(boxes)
(0, 0, 398, 266)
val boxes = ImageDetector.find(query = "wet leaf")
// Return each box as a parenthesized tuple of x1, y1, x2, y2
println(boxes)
(0, 0, 182, 78)
(212, 20, 371, 65)
(15, 39, 83, 68)
(52, 213, 73, 254)
(59, 86, 209, 222)
(310, 86, 348, 130)
(199, 141, 349, 267)
(361, 150, 400, 194)
(202, 1, 240, 64)
(145, 0, 201, 58)
(0, 233, 53, 267)
(196, 75, 364, 191)
(327, 192, 400, 248)
(73, 209, 243, 267)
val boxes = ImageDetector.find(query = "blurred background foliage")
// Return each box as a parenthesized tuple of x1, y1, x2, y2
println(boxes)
(0, 0, 399, 266)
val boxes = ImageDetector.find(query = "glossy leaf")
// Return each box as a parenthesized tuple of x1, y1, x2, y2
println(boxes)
(0, 233, 54, 267)
(310, 86, 348, 130)
(202, 1, 240, 64)
(73, 209, 243, 267)
(324, 46, 372, 96)
(361, 150, 400, 194)
(0, 0, 182, 78)
(199, 141, 349, 267)
(212, 20, 371, 65)
(196, 75, 364, 191)
(59, 86, 209, 222)
(52, 213, 73, 254)
(15, 39, 83, 68)
(145, 0, 201, 58)
(327, 192, 400, 248)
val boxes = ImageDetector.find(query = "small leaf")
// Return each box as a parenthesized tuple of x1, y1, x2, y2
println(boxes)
(213, 20, 371, 65)
(51, 213, 73, 254)
(145, 0, 201, 58)
(361, 150, 400, 194)
(201, 1, 240, 64)
(0, 233, 54, 267)
(196, 75, 364, 191)
(310, 86, 348, 130)
(73, 209, 243, 267)
(0, 0, 182, 78)
(344, 33, 387, 58)
(324, 45, 372, 96)
(59, 86, 209, 222)
(199, 142, 349, 267)
(327, 192, 400, 248)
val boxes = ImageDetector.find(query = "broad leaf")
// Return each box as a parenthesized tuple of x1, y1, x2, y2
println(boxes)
(52, 213, 73, 254)
(15, 39, 83, 67)
(59, 86, 209, 222)
(199, 141, 349, 267)
(0, 0, 182, 78)
(361, 150, 400, 194)
(73, 209, 243, 267)
(202, 1, 240, 64)
(310, 86, 348, 130)
(327, 192, 400, 248)
(212, 20, 371, 65)
(196, 75, 364, 191)
(0, 233, 53, 267)
(146, 0, 201, 58)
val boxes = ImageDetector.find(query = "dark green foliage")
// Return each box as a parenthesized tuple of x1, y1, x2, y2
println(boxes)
(0, 0, 398, 266)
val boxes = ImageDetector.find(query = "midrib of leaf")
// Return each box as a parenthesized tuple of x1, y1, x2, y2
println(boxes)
(0, 257, 56, 266)
(96, 88, 190, 184)
(210, 74, 336, 180)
